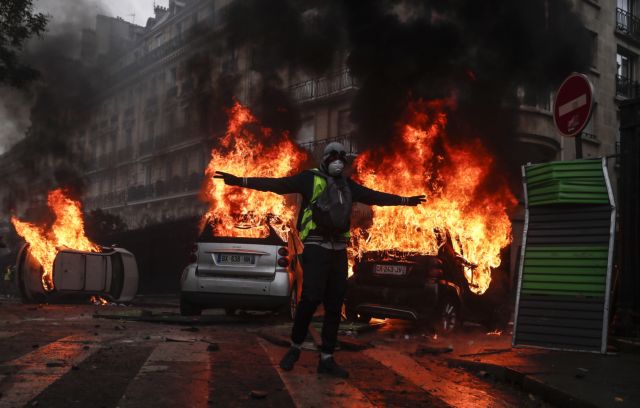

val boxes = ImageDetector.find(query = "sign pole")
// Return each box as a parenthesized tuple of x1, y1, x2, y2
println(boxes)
(575, 132, 583, 159)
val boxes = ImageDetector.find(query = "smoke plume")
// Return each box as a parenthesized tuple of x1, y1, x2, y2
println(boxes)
(221, 0, 592, 177)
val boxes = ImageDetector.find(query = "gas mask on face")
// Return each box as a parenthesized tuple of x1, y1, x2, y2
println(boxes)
(327, 159, 345, 176)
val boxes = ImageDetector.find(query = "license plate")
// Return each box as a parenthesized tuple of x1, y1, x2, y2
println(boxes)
(374, 264, 407, 276)
(216, 253, 255, 265)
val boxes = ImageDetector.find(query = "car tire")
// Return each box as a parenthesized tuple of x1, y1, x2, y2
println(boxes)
(180, 296, 202, 316)
(434, 296, 460, 335)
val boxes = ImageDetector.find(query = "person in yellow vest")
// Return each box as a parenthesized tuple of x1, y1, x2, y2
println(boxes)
(215, 142, 425, 378)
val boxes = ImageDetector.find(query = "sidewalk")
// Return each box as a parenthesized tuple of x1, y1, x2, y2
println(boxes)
(446, 336, 640, 408)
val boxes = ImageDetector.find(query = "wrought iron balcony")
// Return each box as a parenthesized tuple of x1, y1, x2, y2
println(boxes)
(616, 7, 640, 40)
(298, 134, 359, 163)
(289, 69, 357, 103)
(616, 74, 640, 98)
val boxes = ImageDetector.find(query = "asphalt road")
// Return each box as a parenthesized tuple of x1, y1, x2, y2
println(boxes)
(0, 297, 552, 408)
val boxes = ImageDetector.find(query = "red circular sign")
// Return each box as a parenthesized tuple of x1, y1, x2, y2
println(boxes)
(553, 73, 594, 137)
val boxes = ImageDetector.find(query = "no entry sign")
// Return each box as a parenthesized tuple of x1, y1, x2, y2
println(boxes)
(553, 73, 594, 137)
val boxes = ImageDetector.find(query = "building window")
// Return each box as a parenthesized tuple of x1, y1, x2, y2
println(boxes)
(617, 50, 638, 98)
(518, 86, 551, 111)
(296, 117, 315, 145)
(589, 31, 598, 69)
(617, 0, 640, 38)
(337, 109, 353, 137)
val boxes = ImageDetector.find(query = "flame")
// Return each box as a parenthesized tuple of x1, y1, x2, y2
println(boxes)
(201, 102, 308, 239)
(11, 189, 100, 291)
(351, 100, 516, 294)
(90, 295, 109, 305)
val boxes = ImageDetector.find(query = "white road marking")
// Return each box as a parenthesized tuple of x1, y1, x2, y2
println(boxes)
(259, 338, 375, 408)
(365, 346, 504, 407)
(558, 94, 587, 116)
(0, 331, 19, 339)
(0, 334, 103, 408)
(117, 340, 211, 408)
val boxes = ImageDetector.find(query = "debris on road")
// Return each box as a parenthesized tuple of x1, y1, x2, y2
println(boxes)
(459, 348, 511, 357)
(414, 345, 454, 356)
(250, 390, 267, 399)
(45, 360, 66, 367)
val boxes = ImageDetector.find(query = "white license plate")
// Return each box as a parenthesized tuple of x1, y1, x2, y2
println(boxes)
(216, 253, 255, 265)
(374, 264, 407, 276)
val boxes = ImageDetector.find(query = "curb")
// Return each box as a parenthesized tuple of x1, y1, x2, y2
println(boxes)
(447, 358, 600, 408)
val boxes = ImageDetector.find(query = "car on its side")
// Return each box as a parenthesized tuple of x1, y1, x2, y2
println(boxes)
(16, 244, 139, 303)
(344, 239, 510, 334)
(179, 223, 299, 318)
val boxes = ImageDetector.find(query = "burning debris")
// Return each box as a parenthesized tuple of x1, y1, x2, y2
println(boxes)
(11, 188, 100, 291)
(351, 100, 517, 294)
(201, 102, 309, 240)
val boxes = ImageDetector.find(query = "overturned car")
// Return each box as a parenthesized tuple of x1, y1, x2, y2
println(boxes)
(16, 244, 139, 304)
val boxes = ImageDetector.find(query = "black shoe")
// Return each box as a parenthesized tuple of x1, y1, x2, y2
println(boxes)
(279, 347, 300, 371)
(317, 356, 349, 378)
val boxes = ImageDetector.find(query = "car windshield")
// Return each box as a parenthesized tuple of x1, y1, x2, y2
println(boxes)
(198, 220, 286, 245)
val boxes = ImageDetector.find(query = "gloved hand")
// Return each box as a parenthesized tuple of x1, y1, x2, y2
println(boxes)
(405, 195, 427, 206)
(214, 171, 242, 186)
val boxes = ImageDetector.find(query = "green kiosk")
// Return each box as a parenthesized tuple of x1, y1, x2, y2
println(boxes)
(513, 158, 616, 353)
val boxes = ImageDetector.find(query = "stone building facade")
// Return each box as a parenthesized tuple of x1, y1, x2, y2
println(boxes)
(0, 0, 627, 265)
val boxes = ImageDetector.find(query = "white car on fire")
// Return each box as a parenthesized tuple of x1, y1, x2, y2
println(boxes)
(16, 244, 139, 303)
(180, 223, 299, 318)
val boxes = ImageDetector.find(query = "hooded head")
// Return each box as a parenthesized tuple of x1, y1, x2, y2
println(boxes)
(321, 142, 347, 176)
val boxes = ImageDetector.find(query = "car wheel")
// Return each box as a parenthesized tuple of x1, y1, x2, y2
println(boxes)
(180, 296, 202, 316)
(434, 296, 460, 335)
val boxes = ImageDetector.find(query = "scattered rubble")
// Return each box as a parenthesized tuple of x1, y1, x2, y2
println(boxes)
(414, 345, 454, 356)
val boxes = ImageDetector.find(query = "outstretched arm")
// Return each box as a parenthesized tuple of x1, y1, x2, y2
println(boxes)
(214, 171, 307, 195)
(349, 180, 426, 207)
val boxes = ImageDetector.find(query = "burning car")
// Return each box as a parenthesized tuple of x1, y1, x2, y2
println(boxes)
(16, 244, 138, 303)
(11, 189, 139, 304)
(179, 221, 299, 318)
(345, 238, 511, 334)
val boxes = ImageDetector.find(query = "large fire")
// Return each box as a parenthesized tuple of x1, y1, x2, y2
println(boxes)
(201, 102, 308, 239)
(11, 189, 100, 291)
(351, 100, 517, 294)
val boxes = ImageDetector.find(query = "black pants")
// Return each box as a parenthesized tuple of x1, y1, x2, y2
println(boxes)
(291, 245, 348, 354)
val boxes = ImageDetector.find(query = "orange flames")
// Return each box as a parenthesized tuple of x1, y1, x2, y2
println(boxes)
(201, 102, 308, 239)
(352, 100, 516, 294)
(11, 189, 100, 291)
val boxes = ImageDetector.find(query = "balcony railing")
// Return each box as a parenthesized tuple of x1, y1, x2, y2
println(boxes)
(616, 74, 640, 98)
(290, 69, 357, 103)
(126, 173, 204, 203)
(298, 134, 359, 163)
(616, 7, 640, 40)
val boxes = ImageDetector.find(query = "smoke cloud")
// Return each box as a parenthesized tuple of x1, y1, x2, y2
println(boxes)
(221, 0, 592, 178)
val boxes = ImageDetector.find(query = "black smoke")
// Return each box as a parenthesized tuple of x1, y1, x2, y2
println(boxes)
(221, 0, 592, 176)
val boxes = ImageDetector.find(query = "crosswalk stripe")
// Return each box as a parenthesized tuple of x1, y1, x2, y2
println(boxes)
(0, 331, 19, 339)
(259, 339, 375, 408)
(0, 334, 104, 408)
(365, 346, 503, 407)
(117, 340, 211, 408)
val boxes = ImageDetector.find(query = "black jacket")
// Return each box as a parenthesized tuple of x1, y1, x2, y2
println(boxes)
(241, 169, 406, 233)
